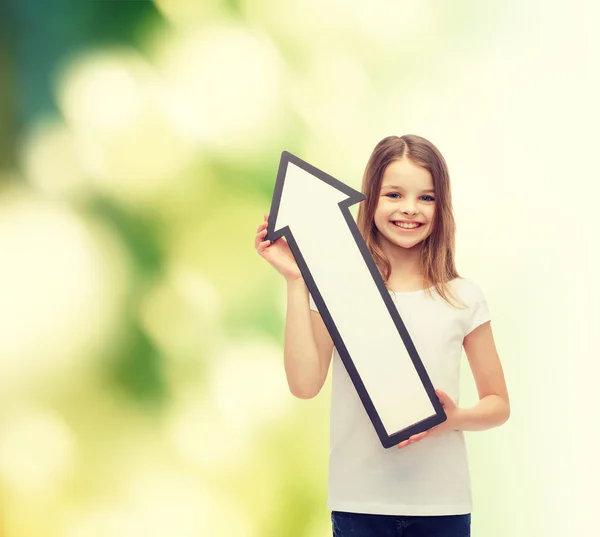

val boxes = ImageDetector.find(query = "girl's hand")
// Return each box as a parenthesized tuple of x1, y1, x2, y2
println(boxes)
(397, 389, 462, 449)
(255, 214, 303, 282)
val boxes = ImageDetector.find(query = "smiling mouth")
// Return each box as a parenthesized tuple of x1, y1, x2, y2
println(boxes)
(392, 221, 423, 229)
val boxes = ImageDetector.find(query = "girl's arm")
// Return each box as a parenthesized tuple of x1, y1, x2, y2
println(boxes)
(458, 320, 510, 430)
(284, 278, 334, 399)
(255, 216, 334, 399)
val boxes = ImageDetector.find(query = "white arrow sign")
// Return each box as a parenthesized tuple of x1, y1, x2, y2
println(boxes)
(266, 151, 446, 448)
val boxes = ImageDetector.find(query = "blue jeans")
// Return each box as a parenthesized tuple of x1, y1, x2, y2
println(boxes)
(331, 511, 471, 537)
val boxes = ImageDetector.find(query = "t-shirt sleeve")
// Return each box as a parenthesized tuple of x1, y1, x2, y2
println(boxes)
(309, 292, 319, 312)
(465, 282, 491, 336)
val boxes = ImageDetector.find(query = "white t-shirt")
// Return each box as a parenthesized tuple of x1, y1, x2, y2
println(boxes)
(309, 277, 491, 516)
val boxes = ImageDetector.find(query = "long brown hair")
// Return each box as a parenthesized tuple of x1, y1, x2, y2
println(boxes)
(356, 135, 465, 308)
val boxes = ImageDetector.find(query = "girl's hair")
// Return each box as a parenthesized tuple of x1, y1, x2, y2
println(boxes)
(356, 134, 464, 308)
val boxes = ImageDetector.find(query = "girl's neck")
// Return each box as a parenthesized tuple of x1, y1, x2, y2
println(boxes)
(379, 239, 424, 282)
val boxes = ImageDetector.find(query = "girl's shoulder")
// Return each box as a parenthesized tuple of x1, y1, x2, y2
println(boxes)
(444, 276, 488, 308)
(449, 276, 486, 296)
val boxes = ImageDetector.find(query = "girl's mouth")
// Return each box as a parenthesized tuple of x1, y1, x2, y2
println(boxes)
(392, 221, 423, 230)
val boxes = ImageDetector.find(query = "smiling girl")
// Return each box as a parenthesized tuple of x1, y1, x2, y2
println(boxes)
(255, 135, 510, 537)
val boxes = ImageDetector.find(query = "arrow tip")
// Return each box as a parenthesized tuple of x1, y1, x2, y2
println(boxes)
(268, 151, 366, 237)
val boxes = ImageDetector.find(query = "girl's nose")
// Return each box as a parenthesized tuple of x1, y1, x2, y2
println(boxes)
(401, 204, 418, 216)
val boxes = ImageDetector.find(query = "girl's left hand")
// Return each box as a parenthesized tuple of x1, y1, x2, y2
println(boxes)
(397, 389, 462, 449)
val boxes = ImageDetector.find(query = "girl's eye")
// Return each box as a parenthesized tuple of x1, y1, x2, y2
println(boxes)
(386, 193, 435, 202)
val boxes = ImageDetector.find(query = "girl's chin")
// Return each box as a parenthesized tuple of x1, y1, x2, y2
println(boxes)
(380, 234, 424, 249)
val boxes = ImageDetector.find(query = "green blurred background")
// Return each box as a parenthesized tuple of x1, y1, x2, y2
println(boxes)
(0, 1, 598, 536)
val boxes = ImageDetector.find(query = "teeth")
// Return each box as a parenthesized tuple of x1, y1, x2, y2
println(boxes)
(394, 222, 421, 229)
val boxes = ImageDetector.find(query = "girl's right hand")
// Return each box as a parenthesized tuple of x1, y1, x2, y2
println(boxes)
(255, 214, 303, 283)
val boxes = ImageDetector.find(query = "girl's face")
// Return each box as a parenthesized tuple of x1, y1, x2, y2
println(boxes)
(374, 158, 436, 250)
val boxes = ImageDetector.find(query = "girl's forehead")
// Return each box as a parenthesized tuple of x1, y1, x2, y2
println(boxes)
(383, 159, 431, 178)
(381, 160, 433, 189)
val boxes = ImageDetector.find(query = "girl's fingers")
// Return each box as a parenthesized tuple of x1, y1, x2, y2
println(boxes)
(256, 231, 267, 244)
(398, 431, 429, 449)
(255, 227, 269, 248)
(257, 239, 270, 252)
(255, 233, 267, 249)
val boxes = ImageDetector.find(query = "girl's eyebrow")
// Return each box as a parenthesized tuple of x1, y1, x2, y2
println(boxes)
(382, 184, 435, 194)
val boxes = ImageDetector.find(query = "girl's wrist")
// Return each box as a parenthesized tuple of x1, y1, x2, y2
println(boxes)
(286, 276, 305, 287)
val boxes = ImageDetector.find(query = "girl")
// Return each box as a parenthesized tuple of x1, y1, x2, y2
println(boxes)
(254, 135, 510, 537)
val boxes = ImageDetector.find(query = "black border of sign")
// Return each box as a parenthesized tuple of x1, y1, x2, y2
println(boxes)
(266, 151, 446, 449)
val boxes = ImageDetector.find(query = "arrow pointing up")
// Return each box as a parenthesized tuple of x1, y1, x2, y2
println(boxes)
(267, 151, 445, 449)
